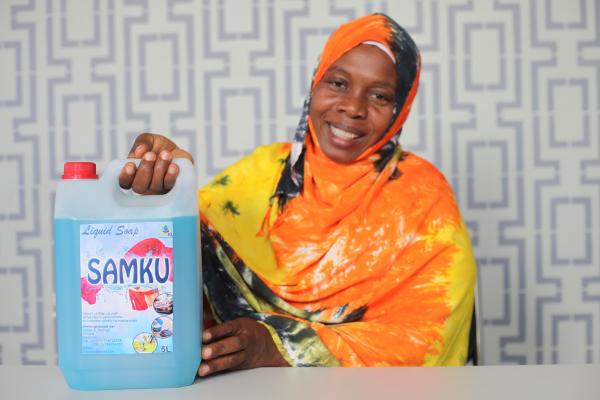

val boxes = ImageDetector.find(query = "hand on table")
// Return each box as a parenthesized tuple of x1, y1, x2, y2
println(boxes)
(198, 317, 289, 377)
(119, 133, 193, 194)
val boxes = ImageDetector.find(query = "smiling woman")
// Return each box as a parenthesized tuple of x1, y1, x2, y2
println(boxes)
(120, 13, 476, 375)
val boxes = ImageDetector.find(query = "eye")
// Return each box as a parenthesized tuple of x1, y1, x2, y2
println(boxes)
(327, 79, 347, 90)
(370, 91, 392, 105)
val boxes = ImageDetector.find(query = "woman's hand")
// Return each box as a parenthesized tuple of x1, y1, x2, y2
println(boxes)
(119, 133, 193, 194)
(198, 317, 289, 377)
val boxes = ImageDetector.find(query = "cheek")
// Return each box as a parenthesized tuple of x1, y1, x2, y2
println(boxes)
(372, 108, 394, 135)
(308, 100, 319, 126)
(310, 84, 339, 120)
(308, 101, 317, 122)
(309, 89, 326, 119)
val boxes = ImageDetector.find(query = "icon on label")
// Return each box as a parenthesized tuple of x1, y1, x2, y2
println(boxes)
(151, 316, 173, 338)
(132, 333, 158, 353)
(153, 292, 173, 315)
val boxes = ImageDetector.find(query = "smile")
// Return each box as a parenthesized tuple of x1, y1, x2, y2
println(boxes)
(330, 125, 360, 140)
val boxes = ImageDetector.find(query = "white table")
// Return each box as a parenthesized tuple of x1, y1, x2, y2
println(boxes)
(3, 364, 600, 400)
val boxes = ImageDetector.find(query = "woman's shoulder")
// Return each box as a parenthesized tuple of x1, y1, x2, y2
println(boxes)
(251, 142, 291, 163)
(232, 142, 291, 171)
(384, 152, 461, 220)
(399, 151, 448, 184)
(202, 142, 290, 190)
(392, 151, 456, 202)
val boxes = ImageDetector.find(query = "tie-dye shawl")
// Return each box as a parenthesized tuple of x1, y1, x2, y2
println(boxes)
(199, 14, 476, 366)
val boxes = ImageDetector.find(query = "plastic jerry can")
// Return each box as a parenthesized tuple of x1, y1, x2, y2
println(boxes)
(53, 160, 201, 390)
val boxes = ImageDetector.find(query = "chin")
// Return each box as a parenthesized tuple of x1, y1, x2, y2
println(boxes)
(322, 149, 355, 164)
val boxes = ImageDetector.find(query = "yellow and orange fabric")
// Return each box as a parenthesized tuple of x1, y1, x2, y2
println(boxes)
(199, 13, 476, 366)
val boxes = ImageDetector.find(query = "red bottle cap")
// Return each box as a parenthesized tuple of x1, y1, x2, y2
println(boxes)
(62, 162, 98, 179)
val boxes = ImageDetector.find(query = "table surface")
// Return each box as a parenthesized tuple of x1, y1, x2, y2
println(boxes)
(3, 364, 600, 400)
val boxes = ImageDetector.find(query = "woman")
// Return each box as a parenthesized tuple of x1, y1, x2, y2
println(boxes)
(119, 14, 476, 376)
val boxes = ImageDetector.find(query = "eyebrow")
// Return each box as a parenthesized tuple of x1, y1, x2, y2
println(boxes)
(326, 66, 396, 89)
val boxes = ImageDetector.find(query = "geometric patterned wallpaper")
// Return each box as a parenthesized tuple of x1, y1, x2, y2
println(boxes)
(0, 0, 599, 366)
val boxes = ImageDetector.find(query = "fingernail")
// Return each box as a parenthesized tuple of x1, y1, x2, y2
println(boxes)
(144, 152, 156, 162)
(202, 347, 212, 358)
(168, 164, 178, 174)
(125, 164, 134, 175)
(160, 151, 172, 161)
(199, 365, 209, 376)
(203, 331, 211, 341)
(135, 145, 145, 156)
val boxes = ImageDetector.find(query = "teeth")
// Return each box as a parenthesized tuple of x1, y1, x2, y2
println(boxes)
(331, 125, 358, 140)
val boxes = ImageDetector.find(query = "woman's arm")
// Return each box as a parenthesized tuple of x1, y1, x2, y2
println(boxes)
(121, 134, 286, 377)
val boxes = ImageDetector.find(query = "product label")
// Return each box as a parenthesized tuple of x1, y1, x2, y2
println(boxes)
(80, 221, 174, 354)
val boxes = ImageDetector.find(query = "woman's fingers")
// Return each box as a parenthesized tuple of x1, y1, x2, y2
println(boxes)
(203, 320, 237, 343)
(120, 153, 180, 194)
(202, 335, 246, 361)
(128, 135, 154, 158)
(131, 152, 157, 194)
(198, 322, 247, 377)
(163, 163, 179, 192)
(148, 150, 172, 193)
(121, 133, 190, 194)
(122, 136, 152, 185)
(198, 351, 245, 377)
(133, 143, 149, 158)
(118, 162, 137, 189)
(197, 318, 289, 377)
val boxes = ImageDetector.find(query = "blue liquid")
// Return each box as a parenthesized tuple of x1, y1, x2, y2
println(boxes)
(54, 216, 201, 390)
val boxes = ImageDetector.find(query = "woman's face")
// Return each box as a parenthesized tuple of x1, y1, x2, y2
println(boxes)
(309, 44, 398, 164)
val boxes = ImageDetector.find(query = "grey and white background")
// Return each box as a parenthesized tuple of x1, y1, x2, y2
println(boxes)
(1, 0, 599, 366)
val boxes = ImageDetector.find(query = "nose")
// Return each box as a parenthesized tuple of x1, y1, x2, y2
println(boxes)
(337, 90, 367, 119)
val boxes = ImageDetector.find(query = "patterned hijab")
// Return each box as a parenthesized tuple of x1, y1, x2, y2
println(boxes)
(263, 12, 426, 321)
